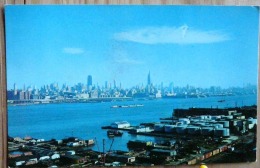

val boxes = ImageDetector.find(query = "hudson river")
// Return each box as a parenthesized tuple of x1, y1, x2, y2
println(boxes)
(8, 95, 257, 151)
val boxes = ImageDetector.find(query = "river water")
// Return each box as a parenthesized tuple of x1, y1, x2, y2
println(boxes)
(8, 95, 257, 151)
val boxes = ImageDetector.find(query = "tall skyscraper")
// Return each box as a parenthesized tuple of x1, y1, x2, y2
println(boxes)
(147, 71, 152, 94)
(147, 71, 151, 85)
(13, 83, 17, 95)
(87, 75, 92, 90)
(13, 83, 17, 91)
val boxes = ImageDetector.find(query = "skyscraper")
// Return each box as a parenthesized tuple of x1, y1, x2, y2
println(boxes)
(147, 71, 151, 85)
(13, 83, 17, 95)
(13, 83, 17, 91)
(87, 75, 92, 90)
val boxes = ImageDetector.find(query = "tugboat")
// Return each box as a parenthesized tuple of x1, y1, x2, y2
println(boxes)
(107, 130, 123, 137)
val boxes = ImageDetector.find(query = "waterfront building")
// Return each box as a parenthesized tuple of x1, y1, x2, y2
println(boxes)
(78, 93, 89, 99)
(156, 90, 162, 98)
(90, 90, 98, 98)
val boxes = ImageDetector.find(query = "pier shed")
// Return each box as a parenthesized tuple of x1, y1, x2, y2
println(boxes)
(111, 121, 130, 128)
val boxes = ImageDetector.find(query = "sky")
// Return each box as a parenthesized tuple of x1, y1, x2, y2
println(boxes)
(5, 5, 259, 90)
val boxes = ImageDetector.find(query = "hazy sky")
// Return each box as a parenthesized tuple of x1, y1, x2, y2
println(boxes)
(5, 5, 259, 90)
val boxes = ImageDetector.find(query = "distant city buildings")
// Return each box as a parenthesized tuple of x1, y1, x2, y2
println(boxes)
(6, 72, 257, 103)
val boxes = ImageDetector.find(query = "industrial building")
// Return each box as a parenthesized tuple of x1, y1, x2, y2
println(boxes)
(154, 108, 256, 137)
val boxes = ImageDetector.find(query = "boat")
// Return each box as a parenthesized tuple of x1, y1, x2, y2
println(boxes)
(110, 104, 144, 108)
(107, 130, 123, 137)
(218, 100, 225, 102)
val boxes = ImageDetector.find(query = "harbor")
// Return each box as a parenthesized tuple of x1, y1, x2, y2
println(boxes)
(7, 96, 257, 167)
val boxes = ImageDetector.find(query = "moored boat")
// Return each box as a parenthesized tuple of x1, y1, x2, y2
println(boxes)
(107, 130, 123, 137)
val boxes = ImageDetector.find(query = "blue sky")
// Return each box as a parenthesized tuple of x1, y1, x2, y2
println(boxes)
(5, 5, 259, 90)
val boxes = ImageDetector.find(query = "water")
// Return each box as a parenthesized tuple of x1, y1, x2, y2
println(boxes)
(8, 95, 257, 151)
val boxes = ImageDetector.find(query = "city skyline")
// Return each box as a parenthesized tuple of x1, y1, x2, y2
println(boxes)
(6, 77, 258, 93)
(5, 6, 259, 90)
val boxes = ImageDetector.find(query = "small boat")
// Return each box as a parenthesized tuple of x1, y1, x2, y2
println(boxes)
(110, 104, 144, 108)
(218, 100, 225, 102)
(107, 130, 123, 137)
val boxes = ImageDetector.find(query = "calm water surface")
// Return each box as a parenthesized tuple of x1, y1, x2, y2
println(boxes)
(8, 95, 256, 151)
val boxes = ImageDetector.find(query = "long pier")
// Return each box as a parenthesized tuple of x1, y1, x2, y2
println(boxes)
(8, 97, 133, 105)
